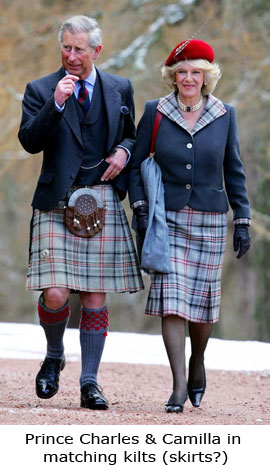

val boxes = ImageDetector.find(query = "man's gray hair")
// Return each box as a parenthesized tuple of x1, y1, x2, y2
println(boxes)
(58, 15, 102, 49)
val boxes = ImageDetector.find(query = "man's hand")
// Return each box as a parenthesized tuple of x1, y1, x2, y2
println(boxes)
(101, 147, 128, 181)
(54, 74, 79, 107)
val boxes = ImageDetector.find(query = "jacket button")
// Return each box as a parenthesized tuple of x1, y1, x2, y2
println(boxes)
(186, 184, 191, 190)
(186, 164, 192, 170)
(187, 143, 193, 149)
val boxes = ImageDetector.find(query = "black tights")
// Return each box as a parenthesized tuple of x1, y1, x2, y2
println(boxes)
(162, 316, 213, 404)
(188, 321, 213, 389)
(162, 316, 187, 405)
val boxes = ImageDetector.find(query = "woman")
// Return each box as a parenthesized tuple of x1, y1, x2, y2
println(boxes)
(129, 39, 251, 412)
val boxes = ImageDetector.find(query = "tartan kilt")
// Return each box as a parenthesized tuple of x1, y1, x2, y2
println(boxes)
(27, 185, 144, 293)
(145, 206, 227, 323)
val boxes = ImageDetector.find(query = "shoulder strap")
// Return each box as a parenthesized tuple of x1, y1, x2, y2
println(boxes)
(149, 110, 162, 158)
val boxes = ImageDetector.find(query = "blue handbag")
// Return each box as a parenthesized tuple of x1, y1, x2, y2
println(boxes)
(140, 111, 171, 273)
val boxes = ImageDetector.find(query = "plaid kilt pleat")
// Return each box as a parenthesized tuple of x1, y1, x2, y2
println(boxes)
(145, 206, 227, 323)
(27, 185, 144, 293)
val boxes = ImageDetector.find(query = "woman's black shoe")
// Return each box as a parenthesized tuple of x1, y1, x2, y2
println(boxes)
(165, 392, 187, 413)
(36, 357, 65, 399)
(188, 387, 205, 407)
(165, 403, 184, 413)
(188, 357, 206, 407)
(80, 383, 109, 410)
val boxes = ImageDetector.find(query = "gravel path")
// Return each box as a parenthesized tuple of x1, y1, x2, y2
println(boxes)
(0, 359, 269, 425)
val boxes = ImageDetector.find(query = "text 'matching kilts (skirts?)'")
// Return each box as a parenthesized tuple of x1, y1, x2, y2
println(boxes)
(27, 185, 144, 293)
(145, 206, 227, 323)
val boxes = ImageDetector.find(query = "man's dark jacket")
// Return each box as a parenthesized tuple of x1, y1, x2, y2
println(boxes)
(18, 66, 136, 210)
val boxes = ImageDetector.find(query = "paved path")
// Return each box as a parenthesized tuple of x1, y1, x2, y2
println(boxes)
(0, 359, 269, 425)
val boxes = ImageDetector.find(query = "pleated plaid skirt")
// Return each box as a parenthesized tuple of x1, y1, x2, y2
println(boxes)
(145, 206, 227, 323)
(27, 185, 144, 293)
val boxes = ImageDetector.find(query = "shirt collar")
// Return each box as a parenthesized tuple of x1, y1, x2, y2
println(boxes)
(64, 66, 96, 85)
(83, 66, 96, 86)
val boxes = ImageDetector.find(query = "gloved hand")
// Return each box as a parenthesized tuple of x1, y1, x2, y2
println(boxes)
(233, 224, 251, 259)
(133, 205, 148, 246)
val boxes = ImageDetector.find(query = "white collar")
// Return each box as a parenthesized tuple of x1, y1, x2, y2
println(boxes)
(64, 66, 96, 85)
(83, 66, 96, 86)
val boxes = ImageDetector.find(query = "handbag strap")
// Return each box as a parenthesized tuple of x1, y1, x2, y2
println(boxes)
(149, 110, 162, 158)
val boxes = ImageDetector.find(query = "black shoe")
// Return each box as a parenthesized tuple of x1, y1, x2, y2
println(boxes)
(165, 403, 185, 413)
(188, 387, 205, 407)
(36, 357, 65, 399)
(165, 391, 187, 413)
(188, 357, 206, 407)
(80, 383, 109, 410)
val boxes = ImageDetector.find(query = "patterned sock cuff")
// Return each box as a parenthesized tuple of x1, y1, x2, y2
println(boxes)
(38, 297, 70, 325)
(80, 306, 109, 335)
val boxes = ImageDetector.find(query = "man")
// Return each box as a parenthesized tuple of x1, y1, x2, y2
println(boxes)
(18, 15, 143, 410)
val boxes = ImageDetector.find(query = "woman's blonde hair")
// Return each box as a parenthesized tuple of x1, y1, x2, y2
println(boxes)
(161, 59, 221, 96)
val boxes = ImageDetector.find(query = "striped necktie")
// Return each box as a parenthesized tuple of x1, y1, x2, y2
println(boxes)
(77, 80, 90, 115)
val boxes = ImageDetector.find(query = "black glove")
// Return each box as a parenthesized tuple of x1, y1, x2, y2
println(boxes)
(133, 205, 148, 246)
(233, 224, 251, 259)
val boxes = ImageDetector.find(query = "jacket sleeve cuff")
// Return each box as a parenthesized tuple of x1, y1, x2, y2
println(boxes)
(116, 145, 131, 165)
(54, 101, 65, 112)
(131, 200, 148, 209)
(233, 218, 251, 226)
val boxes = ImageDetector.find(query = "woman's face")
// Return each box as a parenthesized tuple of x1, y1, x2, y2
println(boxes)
(175, 63, 204, 102)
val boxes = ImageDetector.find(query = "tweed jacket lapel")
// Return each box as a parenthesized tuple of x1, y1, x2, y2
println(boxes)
(64, 97, 83, 147)
(53, 67, 83, 145)
(157, 92, 227, 135)
(97, 69, 121, 153)
(51, 67, 83, 147)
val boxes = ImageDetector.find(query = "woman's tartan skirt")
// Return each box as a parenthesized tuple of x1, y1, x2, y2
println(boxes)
(27, 185, 144, 293)
(145, 206, 227, 323)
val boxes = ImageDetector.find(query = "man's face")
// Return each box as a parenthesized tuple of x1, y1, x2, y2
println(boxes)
(61, 30, 102, 79)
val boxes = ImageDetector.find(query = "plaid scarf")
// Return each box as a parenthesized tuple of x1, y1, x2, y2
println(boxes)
(157, 92, 227, 135)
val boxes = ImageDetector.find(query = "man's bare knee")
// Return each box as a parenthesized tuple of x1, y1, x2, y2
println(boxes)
(79, 292, 106, 309)
(43, 288, 70, 310)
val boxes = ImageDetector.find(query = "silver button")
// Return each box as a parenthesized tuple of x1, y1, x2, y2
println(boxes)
(187, 143, 193, 149)
(186, 164, 192, 170)
(186, 184, 191, 190)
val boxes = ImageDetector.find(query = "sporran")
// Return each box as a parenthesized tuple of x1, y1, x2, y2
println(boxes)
(65, 188, 105, 238)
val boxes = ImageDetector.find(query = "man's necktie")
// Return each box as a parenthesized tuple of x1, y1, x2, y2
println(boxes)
(77, 80, 90, 115)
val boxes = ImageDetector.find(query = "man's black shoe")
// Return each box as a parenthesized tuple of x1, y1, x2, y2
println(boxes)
(80, 383, 109, 410)
(36, 357, 65, 399)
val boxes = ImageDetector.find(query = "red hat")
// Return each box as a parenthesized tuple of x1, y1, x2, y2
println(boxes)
(165, 39, 214, 66)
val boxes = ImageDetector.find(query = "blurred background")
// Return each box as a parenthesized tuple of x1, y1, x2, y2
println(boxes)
(0, 0, 269, 341)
